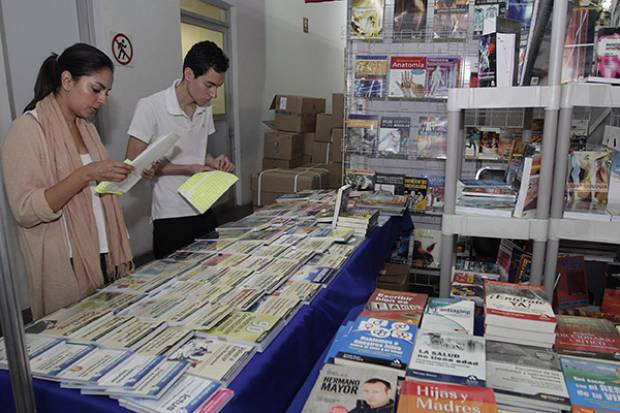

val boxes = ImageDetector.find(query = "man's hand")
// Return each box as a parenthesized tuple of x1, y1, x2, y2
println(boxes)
(207, 155, 235, 172)
(141, 160, 162, 180)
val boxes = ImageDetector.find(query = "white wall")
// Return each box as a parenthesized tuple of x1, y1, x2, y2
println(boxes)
(264, 0, 346, 115)
(0, 0, 82, 310)
(228, 0, 266, 205)
(91, 0, 182, 256)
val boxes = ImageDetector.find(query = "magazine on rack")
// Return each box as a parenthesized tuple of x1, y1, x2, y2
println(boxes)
(351, 0, 385, 39)
(404, 176, 428, 212)
(388, 56, 427, 98)
(345, 115, 379, 155)
(393, 0, 428, 41)
(432, 0, 468, 41)
(425, 57, 461, 98)
(354, 55, 388, 98)
(378, 117, 410, 156)
(473, 0, 507, 36)
(415, 115, 447, 158)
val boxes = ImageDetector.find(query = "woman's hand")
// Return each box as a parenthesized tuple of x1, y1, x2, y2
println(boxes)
(141, 160, 162, 180)
(207, 155, 235, 172)
(82, 160, 133, 183)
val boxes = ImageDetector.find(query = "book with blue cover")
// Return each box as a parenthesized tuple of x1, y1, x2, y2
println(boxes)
(561, 356, 620, 413)
(332, 316, 417, 375)
(421, 297, 475, 335)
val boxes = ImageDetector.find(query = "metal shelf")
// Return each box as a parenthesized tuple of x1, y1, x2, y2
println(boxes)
(549, 218, 620, 244)
(561, 82, 620, 109)
(442, 214, 548, 241)
(447, 86, 558, 111)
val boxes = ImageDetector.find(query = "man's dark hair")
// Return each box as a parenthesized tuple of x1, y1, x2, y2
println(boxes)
(183, 40, 229, 77)
(365, 378, 391, 390)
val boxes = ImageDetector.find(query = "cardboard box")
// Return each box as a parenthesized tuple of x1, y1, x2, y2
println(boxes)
(312, 141, 331, 164)
(332, 93, 344, 125)
(270, 95, 325, 132)
(263, 131, 304, 160)
(330, 128, 343, 162)
(377, 263, 409, 291)
(301, 132, 315, 156)
(263, 157, 303, 169)
(315, 113, 335, 143)
(327, 162, 342, 189)
(251, 167, 328, 206)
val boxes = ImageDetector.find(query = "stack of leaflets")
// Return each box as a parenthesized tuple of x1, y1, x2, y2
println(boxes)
(360, 289, 428, 326)
(330, 316, 417, 376)
(561, 356, 620, 413)
(420, 297, 475, 335)
(554, 315, 620, 361)
(486, 340, 570, 413)
(484, 281, 557, 348)
(335, 209, 379, 237)
(406, 331, 486, 386)
(456, 179, 517, 217)
(302, 363, 399, 413)
(397, 380, 498, 413)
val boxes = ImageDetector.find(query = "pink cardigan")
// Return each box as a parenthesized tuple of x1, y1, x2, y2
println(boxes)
(2, 114, 94, 319)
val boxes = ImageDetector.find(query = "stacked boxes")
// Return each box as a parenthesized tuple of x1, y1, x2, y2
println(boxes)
(310, 94, 344, 188)
(251, 167, 328, 207)
(263, 94, 326, 171)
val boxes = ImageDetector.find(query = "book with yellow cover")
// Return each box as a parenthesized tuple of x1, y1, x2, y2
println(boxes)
(178, 170, 238, 214)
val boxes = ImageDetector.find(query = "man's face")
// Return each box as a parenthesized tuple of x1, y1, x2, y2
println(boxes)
(186, 68, 225, 107)
(362, 382, 390, 408)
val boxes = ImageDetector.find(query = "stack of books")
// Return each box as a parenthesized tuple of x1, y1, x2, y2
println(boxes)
(455, 179, 516, 217)
(353, 191, 409, 216)
(335, 209, 379, 237)
(554, 315, 620, 361)
(484, 281, 557, 348)
(450, 260, 501, 306)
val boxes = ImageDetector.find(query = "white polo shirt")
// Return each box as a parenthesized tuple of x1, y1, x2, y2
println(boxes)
(128, 79, 216, 220)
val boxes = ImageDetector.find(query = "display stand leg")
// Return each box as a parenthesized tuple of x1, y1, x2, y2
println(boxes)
(0, 204, 37, 412)
(543, 107, 573, 297)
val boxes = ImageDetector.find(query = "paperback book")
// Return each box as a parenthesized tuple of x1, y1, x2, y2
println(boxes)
(397, 380, 498, 413)
(566, 151, 611, 204)
(486, 340, 570, 411)
(561, 356, 620, 413)
(333, 316, 417, 375)
(411, 229, 441, 269)
(29, 341, 95, 380)
(302, 363, 399, 413)
(361, 289, 428, 325)
(374, 173, 405, 195)
(473, 0, 507, 36)
(404, 177, 428, 212)
(205, 311, 282, 351)
(56, 347, 132, 385)
(555, 315, 620, 361)
(420, 297, 475, 335)
(407, 331, 486, 386)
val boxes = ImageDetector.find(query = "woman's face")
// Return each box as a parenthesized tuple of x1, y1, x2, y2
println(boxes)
(64, 68, 113, 119)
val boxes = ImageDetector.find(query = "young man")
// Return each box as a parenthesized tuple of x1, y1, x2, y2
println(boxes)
(126, 41, 234, 259)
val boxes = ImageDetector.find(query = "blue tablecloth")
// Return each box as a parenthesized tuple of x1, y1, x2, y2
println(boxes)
(0, 215, 413, 413)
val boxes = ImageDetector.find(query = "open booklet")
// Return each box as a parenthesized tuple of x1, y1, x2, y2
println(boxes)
(178, 170, 238, 214)
(96, 133, 180, 195)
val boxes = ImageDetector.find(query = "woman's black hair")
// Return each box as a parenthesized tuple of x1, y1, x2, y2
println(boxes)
(23, 43, 114, 112)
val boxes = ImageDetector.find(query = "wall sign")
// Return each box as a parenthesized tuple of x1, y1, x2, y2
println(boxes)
(111, 32, 133, 66)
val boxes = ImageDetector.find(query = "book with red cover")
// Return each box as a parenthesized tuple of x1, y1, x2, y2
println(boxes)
(484, 280, 556, 333)
(397, 380, 498, 413)
(603, 263, 620, 318)
(361, 288, 428, 325)
(555, 315, 620, 362)
(553, 255, 589, 310)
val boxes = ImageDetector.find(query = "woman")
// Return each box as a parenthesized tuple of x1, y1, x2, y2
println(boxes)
(1, 43, 134, 319)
